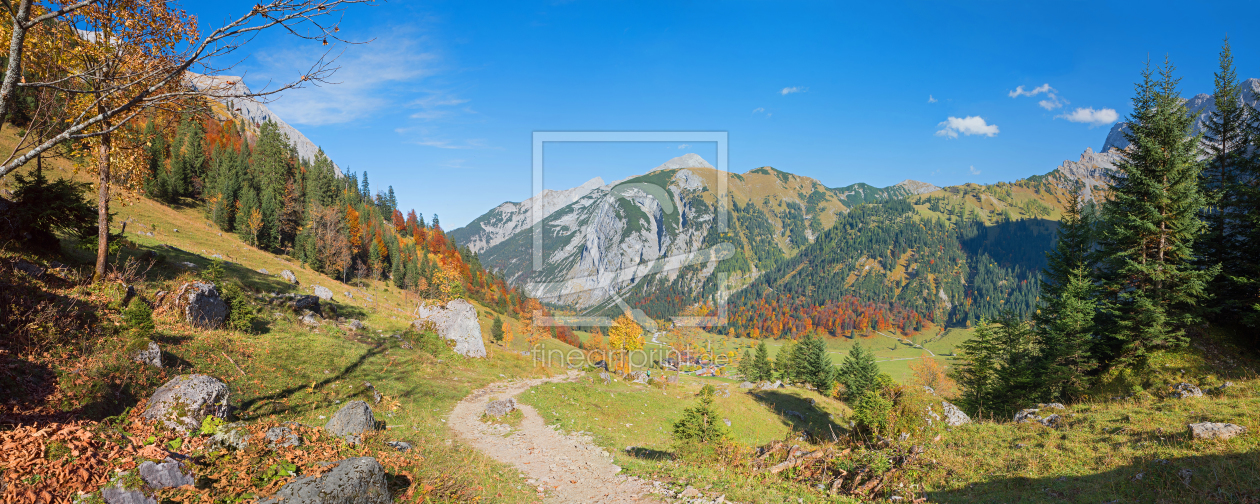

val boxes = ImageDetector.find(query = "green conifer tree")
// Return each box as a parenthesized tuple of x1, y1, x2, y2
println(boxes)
(1199, 37, 1251, 321)
(751, 341, 772, 382)
(837, 342, 879, 402)
(1097, 57, 1216, 368)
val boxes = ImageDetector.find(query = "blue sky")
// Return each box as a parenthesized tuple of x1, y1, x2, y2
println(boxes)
(193, 0, 1260, 228)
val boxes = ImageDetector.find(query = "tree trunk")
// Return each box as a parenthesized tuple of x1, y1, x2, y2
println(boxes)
(94, 127, 111, 282)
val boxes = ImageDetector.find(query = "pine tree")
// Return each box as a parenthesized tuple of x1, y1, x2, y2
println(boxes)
(1097, 57, 1216, 368)
(951, 319, 998, 416)
(1199, 37, 1252, 321)
(738, 349, 753, 380)
(837, 342, 879, 402)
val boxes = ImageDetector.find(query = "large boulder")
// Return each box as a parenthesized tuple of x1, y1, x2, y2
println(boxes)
(291, 294, 321, 314)
(266, 425, 303, 448)
(280, 269, 298, 284)
(941, 400, 971, 426)
(143, 374, 231, 432)
(175, 282, 228, 329)
(313, 285, 334, 300)
(412, 299, 487, 358)
(325, 400, 376, 443)
(133, 341, 162, 368)
(259, 457, 391, 504)
(1189, 422, 1246, 440)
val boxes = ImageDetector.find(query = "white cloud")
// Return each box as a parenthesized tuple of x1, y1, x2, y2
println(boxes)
(678, 144, 690, 149)
(928, 95, 937, 103)
(1057, 107, 1119, 126)
(253, 28, 439, 126)
(394, 126, 489, 149)
(752, 107, 764, 113)
(935, 116, 999, 138)
(1009, 83, 1054, 98)
(1038, 97, 1066, 110)
(969, 166, 981, 175)
(780, 86, 806, 95)
(408, 93, 472, 120)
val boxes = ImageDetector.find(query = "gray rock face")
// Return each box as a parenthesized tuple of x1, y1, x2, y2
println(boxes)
(313, 285, 333, 300)
(345, 319, 364, 331)
(301, 312, 321, 327)
(325, 401, 376, 442)
(177, 282, 228, 329)
(1103, 78, 1260, 152)
(258, 457, 390, 504)
(143, 374, 231, 432)
(281, 269, 298, 284)
(485, 398, 516, 418)
(941, 401, 971, 426)
(1171, 382, 1204, 399)
(739, 381, 755, 389)
(139, 458, 194, 489)
(599, 372, 611, 384)
(133, 341, 162, 368)
(266, 426, 302, 448)
(1189, 422, 1246, 440)
(412, 299, 487, 358)
(630, 371, 649, 384)
(758, 380, 783, 390)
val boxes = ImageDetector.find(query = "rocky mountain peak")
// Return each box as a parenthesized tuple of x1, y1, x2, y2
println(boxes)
(894, 179, 941, 195)
(651, 153, 714, 172)
(1102, 77, 1260, 152)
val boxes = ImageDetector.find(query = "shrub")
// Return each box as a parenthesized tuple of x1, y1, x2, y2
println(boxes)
(850, 375, 945, 442)
(121, 299, 155, 338)
(672, 385, 732, 445)
(219, 282, 257, 333)
(7, 164, 97, 251)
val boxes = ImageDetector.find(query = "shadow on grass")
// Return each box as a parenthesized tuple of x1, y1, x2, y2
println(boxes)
(749, 390, 845, 441)
(236, 345, 387, 417)
(925, 452, 1260, 504)
(625, 446, 673, 461)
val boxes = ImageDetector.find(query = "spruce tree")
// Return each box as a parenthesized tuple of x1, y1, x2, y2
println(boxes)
(491, 316, 505, 343)
(952, 319, 998, 416)
(751, 341, 772, 382)
(1034, 187, 1099, 401)
(796, 334, 835, 392)
(837, 342, 879, 402)
(1097, 57, 1216, 368)
(1198, 37, 1250, 320)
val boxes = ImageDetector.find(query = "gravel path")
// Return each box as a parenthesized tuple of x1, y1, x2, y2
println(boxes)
(448, 371, 664, 503)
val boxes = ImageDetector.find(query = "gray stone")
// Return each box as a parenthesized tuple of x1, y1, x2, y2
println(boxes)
(599, 372, 611, 384)
(313, 285, 333, 300)
(281, 269, 298, 284)
(14, 258, 46, 277)
(291, 294, 321, 314)
(345, 319, 364, 331)
(412, 299, 487, 358)
(1171, 382, 1204, 399)
(210, 422, 250, 450)
(325, 400, 376, 442)
(386, 441, 412, 452)
(1014, 408, 1042, 424)
(133, 341, 162, 368)
(176, 282, 228, 329)
(923, 385, 936, 395)
(485, 398, 516, 418)
(757, 381, 781, 390)
(942, 400, 971, 426)
(680, 486, 701, 498)
(667, 375, 678, 384)
(258, 268, 268, 275)
(139, 458, 194, 489)
(301, 312, 321, 327)
(1039, 414, 1065, 429)
(786, 410, 805, 420)
(630, 371, 649, 384)
(1189, 422, 1246, 440)
(739, 381, 755, 389)
(101, 486, 155, 504)
(266, 426, 302, 448)
(1038, 402, 1066, 410)
(143, 374, 231, 432)
(259, 457, 391, 504)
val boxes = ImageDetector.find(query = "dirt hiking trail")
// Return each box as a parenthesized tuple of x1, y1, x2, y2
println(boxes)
(449, 371, 664, 503)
